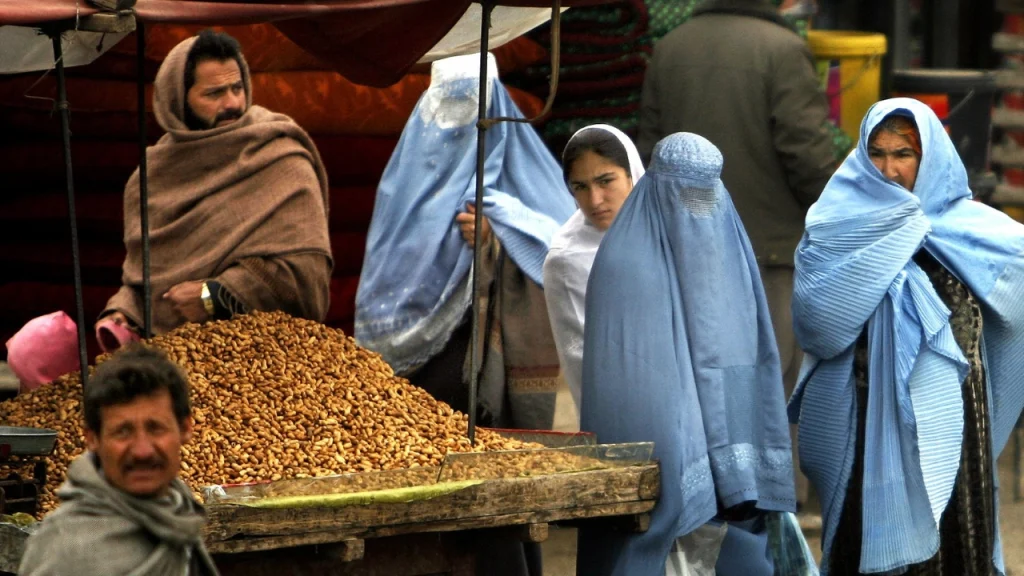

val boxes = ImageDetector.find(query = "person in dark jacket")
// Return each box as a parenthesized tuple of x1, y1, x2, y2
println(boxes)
(637, 0, 836, 508)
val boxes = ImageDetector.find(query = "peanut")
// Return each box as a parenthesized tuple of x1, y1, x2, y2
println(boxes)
(0, 311, 538, 517)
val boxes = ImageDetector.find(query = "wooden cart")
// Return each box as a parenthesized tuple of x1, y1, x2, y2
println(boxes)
(0, 461, 658, 575)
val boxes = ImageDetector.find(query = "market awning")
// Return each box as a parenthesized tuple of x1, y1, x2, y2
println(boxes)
(0, 0, 606, 86)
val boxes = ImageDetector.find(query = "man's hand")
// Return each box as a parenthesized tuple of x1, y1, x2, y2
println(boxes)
(163, 281, 209, 323)
(455, 203, 492, 249)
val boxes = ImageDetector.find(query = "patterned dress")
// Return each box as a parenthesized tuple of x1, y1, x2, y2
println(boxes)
(829, 251, 996, 575)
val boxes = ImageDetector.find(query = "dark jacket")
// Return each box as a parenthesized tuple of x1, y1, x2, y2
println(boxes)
(637, 0, 836, 267)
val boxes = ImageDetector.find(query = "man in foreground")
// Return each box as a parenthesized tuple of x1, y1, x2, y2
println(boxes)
(20, 346, 219, 576)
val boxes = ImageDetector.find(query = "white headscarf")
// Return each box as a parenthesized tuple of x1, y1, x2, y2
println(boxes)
(542, 125, 645, 420)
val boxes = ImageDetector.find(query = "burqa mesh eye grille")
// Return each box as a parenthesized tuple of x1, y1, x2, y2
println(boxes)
(679, 186, 719, 217)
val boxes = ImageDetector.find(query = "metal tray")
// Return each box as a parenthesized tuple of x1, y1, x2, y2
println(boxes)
(201, 442, 655, 506)
(0, 427, 57, 456)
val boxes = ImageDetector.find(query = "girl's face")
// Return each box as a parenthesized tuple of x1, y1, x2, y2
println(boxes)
(567, 150, 634, 231)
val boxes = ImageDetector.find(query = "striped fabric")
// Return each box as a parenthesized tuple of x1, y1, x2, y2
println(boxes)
(790, 98, 1024, 575)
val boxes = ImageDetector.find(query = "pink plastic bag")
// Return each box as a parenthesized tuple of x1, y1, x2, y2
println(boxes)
(5, 311, 82, 392)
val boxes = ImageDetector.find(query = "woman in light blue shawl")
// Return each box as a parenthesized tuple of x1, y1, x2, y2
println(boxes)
(791, 98, 1024, 575)
(355, 53, 575, 430)
(580, 132, 796, 576)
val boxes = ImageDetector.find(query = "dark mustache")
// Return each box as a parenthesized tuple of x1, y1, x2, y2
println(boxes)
(215, 109, 244, 124)
(124, 458, 165, 471)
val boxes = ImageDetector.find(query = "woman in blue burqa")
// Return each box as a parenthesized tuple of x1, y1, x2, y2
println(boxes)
(790, 98, 1024, 575)
(355, 52, 574, 576)
(580, 132, 799, 575)
(355, 53, 575, 432)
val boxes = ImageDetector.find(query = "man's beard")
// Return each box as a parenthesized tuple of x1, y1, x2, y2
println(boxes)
(183, 104, 244, 131)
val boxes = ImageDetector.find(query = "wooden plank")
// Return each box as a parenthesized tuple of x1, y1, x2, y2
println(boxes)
(0, 502, 653, 570)
(208, 532, 363, 556)
(0, 467, 657, 567)
(77, 12, 136, 33)
(205, 464, 658, 543)
(211, 500, 652, 552)
(637, 464, 659, 499)
(520, 523, 548, 543)
(215, 533, 473, 576)
(560, 511, 651, 533)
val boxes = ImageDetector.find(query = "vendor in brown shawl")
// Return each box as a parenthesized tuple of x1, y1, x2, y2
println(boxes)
(98, 30, 331, 346)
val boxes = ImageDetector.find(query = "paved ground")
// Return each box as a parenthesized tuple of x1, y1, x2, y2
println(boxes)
(541, 442, 1024, 575)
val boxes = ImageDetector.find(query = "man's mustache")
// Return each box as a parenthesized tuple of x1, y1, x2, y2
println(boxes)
(124, 458, 165, 472)
(214, 108, 244, 125)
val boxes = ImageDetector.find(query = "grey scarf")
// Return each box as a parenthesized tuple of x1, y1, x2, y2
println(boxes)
(19, 452, 219, 576)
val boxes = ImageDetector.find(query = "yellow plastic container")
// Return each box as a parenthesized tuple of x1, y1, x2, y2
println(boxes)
(1003, 206, 1024, 224)
(807, 30, 888, 143)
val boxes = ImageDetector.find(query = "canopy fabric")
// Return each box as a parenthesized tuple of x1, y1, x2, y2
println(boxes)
(0, 0, 609, 86)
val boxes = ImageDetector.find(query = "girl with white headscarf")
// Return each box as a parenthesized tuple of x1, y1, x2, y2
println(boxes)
(542, 125, 645, 426)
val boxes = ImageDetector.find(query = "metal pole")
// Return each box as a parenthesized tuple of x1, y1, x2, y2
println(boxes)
(52, 33, 90, 388)
(137, 21, 153, 338)
(891, 0, 913, 70)
(928, 0, 959, 68)
(468, 0, 495, 446)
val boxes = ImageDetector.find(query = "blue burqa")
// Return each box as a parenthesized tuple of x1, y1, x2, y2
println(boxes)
(354, 53, 575, 374)
(579, 133, 796, 576)
(790, 98, 1024, 574)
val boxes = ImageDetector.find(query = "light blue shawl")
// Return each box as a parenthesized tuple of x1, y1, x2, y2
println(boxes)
(354, 53, 575, 374)
(790, 98, 1024, 574)
(579, 133, 795, 576)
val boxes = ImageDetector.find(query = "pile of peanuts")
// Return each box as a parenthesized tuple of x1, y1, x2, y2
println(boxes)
(0, 311, 537, 515)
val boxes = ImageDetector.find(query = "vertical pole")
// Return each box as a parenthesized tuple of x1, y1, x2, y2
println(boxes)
(927, 0, 959, 68)
(137, 21, 153, 338)
(52, 33, 89, 388)
(891, 0, 913, 70)
(468, 1, 495, 446)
